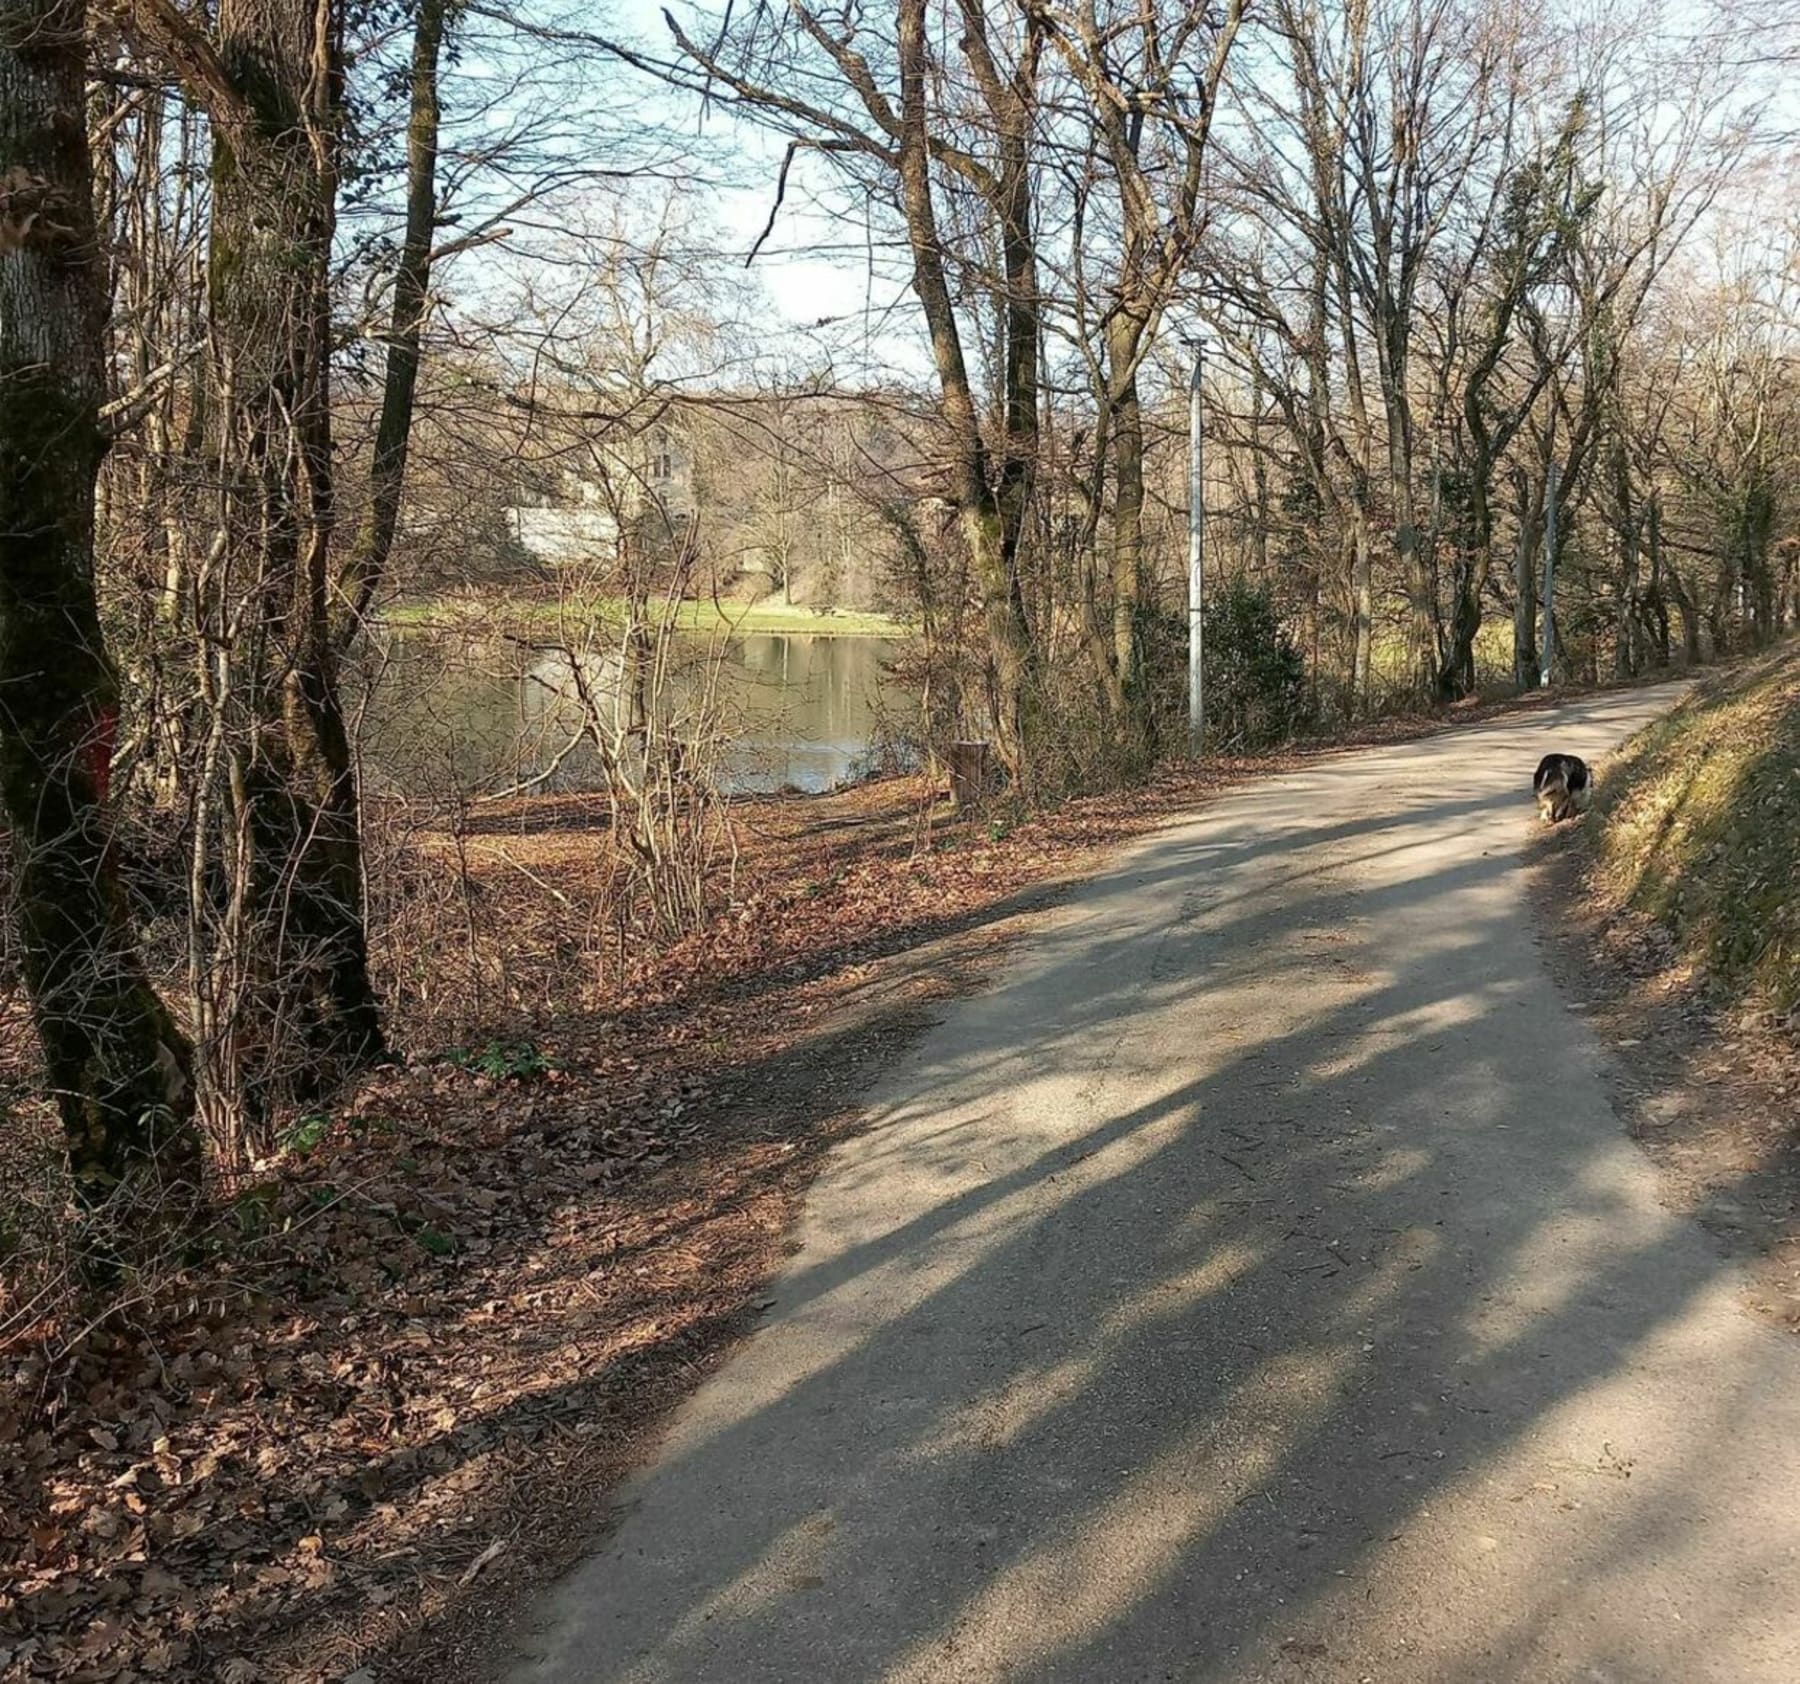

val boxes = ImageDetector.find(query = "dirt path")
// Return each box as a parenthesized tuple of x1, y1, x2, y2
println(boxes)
(496, 683, 1800, 1684)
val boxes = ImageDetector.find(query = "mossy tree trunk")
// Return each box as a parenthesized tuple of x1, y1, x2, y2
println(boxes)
(1105, 321, 1149, 752)
(208, 0, 383, 1100)
(1511, 463, 1543, 689)
(894, 0, 1038, 786)
(0, 0, 201, 1201)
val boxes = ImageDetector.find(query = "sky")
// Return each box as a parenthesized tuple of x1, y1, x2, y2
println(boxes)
(564, 0, 920, 368)
(438, 0, 1797, 393)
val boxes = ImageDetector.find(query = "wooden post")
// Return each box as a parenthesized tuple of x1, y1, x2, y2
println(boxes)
(948, 740, 989, 808)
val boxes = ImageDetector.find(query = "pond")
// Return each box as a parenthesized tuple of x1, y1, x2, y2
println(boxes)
(358, 628, 911, 799)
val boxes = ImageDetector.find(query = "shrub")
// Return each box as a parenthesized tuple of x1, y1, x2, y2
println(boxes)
(1142, 578, 1311, 751)
(1203, 578, 1311, 748)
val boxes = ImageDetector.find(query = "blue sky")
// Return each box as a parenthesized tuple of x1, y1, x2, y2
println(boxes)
(442, 0, 1795, 387)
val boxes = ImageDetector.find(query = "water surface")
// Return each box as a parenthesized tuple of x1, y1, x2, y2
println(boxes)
(359, 628, 908, 798)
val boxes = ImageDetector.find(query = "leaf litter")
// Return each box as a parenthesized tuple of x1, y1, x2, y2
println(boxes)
(4, 760, 1286, 1683)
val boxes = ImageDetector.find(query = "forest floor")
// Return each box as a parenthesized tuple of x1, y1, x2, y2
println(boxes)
(0, 669, 1739, 1684)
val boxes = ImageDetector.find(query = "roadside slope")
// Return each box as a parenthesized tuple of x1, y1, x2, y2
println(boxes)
(1589, 645, 1800, 1019)
(1533, 644, 1800, 1336)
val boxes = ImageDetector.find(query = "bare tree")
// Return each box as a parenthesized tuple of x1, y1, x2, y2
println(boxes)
(0, 0, 199, 1200)
(1433, 99, 1592, 698)
(340, 0, 447, 632)
(605, 0, 1049, 781)
(1048, 0, 1244, 746)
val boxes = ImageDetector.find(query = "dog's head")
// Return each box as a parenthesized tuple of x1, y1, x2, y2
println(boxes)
(1534, 753, 1572, 794)
(1533, 752, 1589, 823)
(1533, 752, 1591, 824)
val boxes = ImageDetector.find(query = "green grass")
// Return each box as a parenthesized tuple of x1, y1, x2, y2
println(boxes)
(381, 592, 911, 639)
(1591, 646, 1800, 1014)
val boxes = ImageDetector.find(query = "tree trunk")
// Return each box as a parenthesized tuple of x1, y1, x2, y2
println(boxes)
(1512, 465, 1542, 690)
(1334, 294, 1378, 715)
(1388, 425, 1436, 696)
(1070, 445, 1127, 722)
(1439, 461, 1492, 701)
(1353, 503, 1375, 708)
(1109, 371, 1143, 690)
(1540, 462, 1563, 683)
(340, 0, 445, 633)
(1744, 480, 1776, 645)
(0, 0, 201, 1201)
(1106, 316, 1150, 751)
(895, 0, 1036, 783)
(1611, 438, 1640, 679)
(1642, 487, 1670, 667)
(211, 0, 383, 1099)
(947, 739, 989, 807)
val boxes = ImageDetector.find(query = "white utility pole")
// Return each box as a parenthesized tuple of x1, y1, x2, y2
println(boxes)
(1187, 338, 1205, 753)
(1540, 458, 1559, 688)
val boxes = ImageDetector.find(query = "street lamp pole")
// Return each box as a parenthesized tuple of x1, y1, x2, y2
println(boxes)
(1540, 457, 1559, 688)
(1187, 337, 1205, 754)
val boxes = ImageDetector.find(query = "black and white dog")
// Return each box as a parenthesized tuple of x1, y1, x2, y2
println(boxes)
(1533, 752, 1592, 824)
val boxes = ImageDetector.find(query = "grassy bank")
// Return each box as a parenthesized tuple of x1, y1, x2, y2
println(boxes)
(383, 591, 911, 639)
(1590, 645, 1800, 1015)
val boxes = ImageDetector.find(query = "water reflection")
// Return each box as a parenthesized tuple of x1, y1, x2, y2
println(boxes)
(359, 629, 908, 798)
